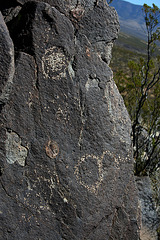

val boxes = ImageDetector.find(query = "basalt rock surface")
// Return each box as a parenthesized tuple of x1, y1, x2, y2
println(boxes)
(136, 177, 159, 240)
(0, 1, 140, 239)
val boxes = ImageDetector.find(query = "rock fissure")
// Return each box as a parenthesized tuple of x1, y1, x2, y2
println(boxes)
(0, 178, 37, 217)
(78, 90, 86, 149)
(0, 103, 5, 114)
(0, 179, 13, 199)
(33, 56, 39, 91)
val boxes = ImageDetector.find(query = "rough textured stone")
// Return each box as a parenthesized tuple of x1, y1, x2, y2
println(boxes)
(136, 177, 159, 240)
(0, 11, 14, 106)
(0, 1, 140, 239)
(0, 1, 21, 23)
(1, 0, 97, 19)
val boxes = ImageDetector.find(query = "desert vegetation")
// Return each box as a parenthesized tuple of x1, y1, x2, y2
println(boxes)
(111, 4, 160, 177)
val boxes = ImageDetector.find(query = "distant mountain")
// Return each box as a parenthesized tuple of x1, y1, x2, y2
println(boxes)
(110, 0, 146, 40)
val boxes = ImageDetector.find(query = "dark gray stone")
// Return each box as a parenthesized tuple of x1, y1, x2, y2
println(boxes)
(1, 0, 96, 17)
(3, 6, 22, 23)
(0, 1, 21, 23)
(136, 177, 159, 240)
(0, 1, 140, 239)
(0, 12, 14, 106)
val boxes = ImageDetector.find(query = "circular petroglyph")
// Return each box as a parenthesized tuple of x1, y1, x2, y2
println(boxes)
(74, 150, 128, 194)
(74, 154, 103, 194)
(42, 47, 68, 80)
(45, 140, 59, 159)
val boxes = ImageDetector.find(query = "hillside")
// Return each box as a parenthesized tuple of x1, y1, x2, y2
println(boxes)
(110, 43, 145, 74)
(114, 32, 147, 53)
(111, 32, 160, 76)
(110, 0, 146, 39)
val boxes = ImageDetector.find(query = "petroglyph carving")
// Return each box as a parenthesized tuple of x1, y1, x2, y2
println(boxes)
(75, 150, 129, 194)
(45, 140, 59, 159)
(74, 153, 103, 194)
(70, 6, 85, 21)
(55, 105, 70, 123)
(42, 47, 68, 80)
(5, 130, 28, 166)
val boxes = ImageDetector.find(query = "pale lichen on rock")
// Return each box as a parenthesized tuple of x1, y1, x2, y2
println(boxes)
(5, 130, 28, 166)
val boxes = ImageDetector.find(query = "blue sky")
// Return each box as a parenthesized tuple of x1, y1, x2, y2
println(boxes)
(126, 0, 160, 8)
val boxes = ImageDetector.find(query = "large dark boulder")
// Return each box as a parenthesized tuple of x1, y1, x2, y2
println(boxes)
(0, 1, 140, 239)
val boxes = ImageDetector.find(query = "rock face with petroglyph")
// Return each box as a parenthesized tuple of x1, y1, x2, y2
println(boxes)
(0, 0, 140, 239)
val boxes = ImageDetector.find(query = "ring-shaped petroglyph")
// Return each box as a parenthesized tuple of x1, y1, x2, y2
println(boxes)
(74, 150, 129, 194)
(42, 47, 68, 80)
(74, 154, 103, 194)
(45, 140, 59, 159)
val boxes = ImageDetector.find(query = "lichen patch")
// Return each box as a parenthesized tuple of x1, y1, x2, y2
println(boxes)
(5, 130, 28, 166)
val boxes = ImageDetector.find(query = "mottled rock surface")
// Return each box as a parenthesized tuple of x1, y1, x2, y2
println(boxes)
(136, 177, 159, 240)
(0, 12, 14, 106)
(0, 0, 140, 239)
